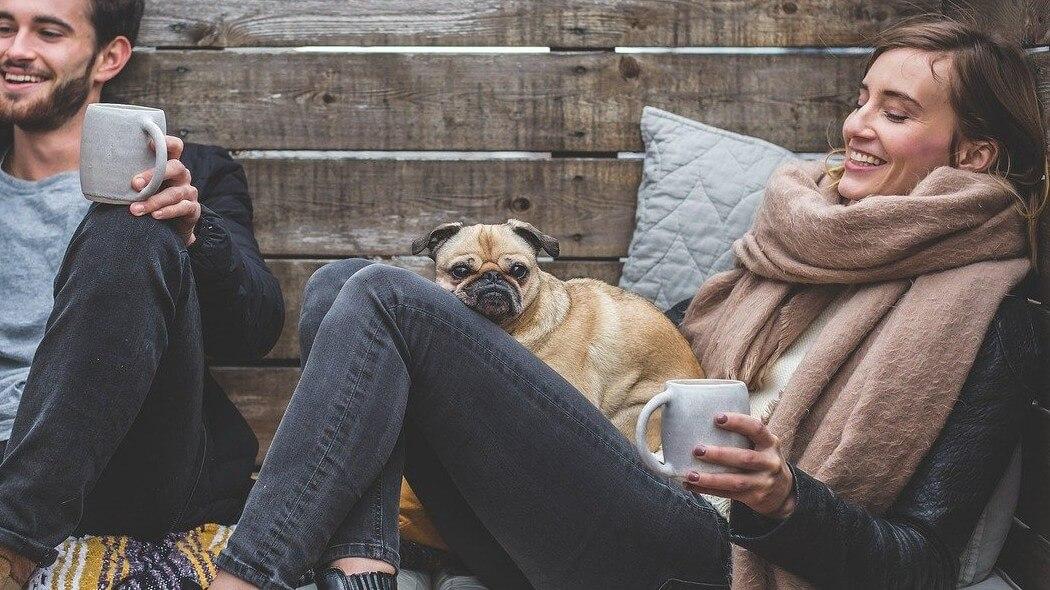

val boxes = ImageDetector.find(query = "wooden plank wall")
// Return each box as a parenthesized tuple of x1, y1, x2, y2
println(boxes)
(119, 1, 1047, 586)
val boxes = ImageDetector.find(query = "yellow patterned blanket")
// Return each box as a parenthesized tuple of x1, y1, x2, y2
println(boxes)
(26, 524, 233, 590)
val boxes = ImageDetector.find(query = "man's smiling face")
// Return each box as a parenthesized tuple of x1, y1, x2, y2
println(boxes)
(0, 0, 99, 131)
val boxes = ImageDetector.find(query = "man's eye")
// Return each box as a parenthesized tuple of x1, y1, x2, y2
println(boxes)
(0, 25, 15, 36)
(884, 111, 908, 123)
(450, 265, 472, 279)
(510, 264, 528, 280)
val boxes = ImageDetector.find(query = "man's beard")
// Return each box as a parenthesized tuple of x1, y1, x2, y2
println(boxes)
(0, 62, 93, 133)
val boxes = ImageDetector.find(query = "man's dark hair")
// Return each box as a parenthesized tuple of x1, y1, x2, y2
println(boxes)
(88, 0, 145, 48)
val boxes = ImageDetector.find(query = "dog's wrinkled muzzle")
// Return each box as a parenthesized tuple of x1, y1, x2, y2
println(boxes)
(463, 275, 522, 323)
(475, 285, 513, 316)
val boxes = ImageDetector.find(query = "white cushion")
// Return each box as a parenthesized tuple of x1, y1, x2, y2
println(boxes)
(618, 107, 795, 309)
(957, 446, 1022, 587)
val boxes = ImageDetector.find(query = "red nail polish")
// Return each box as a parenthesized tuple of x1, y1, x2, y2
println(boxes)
(694, 445, 706, 457)
(715, 413, 728, 424)
(687, 471, 700, 482)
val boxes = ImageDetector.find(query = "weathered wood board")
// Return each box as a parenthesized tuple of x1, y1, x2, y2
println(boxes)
(107, 51, 866, 152)
(242, 157, 641, 258)
(139, 0, 943, 48)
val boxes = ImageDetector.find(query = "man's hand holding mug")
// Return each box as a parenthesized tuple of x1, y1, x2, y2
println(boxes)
(129, 135, 200, 247)
(79, 103, 200, 247)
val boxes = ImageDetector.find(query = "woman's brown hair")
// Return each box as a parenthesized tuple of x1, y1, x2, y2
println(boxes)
(828, 18, 1048, 267)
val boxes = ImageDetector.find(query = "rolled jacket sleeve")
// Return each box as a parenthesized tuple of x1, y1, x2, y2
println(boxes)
(183, 144, 284, 361)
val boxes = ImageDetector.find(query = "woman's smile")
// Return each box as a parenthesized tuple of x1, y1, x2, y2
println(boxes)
(844, 148, 887, 172)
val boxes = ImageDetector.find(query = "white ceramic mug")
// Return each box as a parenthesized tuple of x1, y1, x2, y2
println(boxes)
(635, 379, 751, 480)
(80, 103, 167, 204)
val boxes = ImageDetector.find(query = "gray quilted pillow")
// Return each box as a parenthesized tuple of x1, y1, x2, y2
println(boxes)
(619, 107, 796, 310)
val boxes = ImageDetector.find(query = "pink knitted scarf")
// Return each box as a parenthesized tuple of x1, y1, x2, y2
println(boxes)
(680, 161, 1030, 590)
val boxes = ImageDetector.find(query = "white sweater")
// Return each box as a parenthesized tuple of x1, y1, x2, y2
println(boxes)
(706, 294, 848, 518)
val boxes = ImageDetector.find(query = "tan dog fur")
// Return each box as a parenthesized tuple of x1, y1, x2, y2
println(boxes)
(435, 225, 703, 442)
(399, 220, 702, 550)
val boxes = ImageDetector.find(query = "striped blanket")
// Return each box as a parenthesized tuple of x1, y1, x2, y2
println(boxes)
(26, 524, 234, 590)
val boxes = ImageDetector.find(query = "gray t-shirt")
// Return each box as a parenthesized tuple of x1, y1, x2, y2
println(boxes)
(0, 163, 90, 440)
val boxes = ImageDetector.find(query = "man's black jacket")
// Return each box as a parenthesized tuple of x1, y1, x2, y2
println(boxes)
(177, 143, 285, 522)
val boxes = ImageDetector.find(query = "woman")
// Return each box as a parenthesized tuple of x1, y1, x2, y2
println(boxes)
(211, 19, 1045, 590)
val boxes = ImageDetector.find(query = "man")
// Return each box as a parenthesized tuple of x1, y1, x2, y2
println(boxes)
(0, 0, 284, 586)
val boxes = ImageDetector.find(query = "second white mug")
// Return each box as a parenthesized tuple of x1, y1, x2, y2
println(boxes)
(635, 379, 751, 480)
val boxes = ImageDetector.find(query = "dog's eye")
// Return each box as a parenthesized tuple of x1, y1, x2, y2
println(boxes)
(510, 264, 529, 280)
(450, 265, 472, 279)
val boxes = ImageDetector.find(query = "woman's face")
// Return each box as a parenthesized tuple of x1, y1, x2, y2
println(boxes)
(838, 48, 962, 200)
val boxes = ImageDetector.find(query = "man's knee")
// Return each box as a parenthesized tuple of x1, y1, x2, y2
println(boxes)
(59, 205, 186, 295)
(71, 204, 183, 264)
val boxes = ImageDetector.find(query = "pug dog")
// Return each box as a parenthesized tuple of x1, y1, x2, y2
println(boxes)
(398, 219, 703, 550)
(411, 219, 703, 442)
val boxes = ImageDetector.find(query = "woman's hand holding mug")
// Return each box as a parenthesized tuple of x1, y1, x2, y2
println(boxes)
(683, 412, 796, 519)
(635, 380, 797, 520)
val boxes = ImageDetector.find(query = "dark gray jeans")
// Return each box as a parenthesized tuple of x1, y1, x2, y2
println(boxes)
(217, 259, 730, 590)
(0, 204, 245, 566)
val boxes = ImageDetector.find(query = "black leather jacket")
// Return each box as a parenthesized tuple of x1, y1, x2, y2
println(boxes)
(668, 290, 1042, 589)
(178, 143, 285, 521)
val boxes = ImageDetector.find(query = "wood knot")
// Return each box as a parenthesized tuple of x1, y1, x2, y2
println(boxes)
(618, 56, 641, 80)
(322, 93, 337, 105)
(781, 2, 798, 14)
(511, 198, 531, 212)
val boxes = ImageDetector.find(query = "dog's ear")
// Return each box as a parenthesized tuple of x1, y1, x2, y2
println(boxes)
(411, 222, 464, 259)
(506, 219, 560, 258)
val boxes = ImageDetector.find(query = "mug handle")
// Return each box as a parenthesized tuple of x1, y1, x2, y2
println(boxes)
(635, 390, 676, 478)
(136, 117, 167, 201)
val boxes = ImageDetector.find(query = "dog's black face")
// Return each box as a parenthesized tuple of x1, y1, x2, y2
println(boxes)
(457, 267, 526, 324)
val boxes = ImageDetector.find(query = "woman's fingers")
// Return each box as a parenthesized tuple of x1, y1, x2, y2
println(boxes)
(682, 413, 797, 518)
(715, 412, 777, 450)
(684, 471, 765, 494)
(694, 444, 779, 472)
(684, 469, 794, 514)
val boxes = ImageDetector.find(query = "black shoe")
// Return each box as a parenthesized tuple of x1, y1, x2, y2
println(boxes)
(315, 569, 397, 590)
